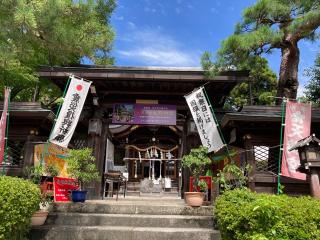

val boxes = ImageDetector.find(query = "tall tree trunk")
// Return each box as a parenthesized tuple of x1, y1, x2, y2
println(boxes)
(276, 40, 299, 103)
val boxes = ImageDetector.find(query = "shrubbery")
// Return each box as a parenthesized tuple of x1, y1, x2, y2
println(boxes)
(0, 176, 41, 240)
(215, 189, 320, 240)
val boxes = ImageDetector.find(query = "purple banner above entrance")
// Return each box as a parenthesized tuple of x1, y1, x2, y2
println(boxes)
(112, 103, 176, 125)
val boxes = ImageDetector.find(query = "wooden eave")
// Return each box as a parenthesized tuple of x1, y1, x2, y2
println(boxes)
(0, 102, 54, 121)
(221, 106, 320, 128)
(37, 65, 249, 108)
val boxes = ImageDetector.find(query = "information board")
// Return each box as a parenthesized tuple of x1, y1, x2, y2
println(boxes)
(53, 177, 78, 202)
(112, 103, 176, 125)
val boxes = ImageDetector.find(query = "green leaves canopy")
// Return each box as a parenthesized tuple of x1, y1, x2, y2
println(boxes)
(0, 0, 116, 101)
(210, 0, 320, 100)
(65, 148, 100, 190)
(182, 146, 212, 180)
(219, 0, 320, 66)
(304, 54, 320, 105)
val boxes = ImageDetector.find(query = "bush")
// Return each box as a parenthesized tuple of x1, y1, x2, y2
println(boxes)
(215, 189, 320, 240)
(0, 176, 41, 240)
(65, 148, 100, 190)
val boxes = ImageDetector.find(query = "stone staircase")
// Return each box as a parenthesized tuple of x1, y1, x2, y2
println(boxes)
(124, 180, 180, 197)
(29, 197, 220, 240)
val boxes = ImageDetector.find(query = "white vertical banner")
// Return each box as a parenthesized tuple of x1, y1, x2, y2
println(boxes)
(185, 87, 224, 153)
(49, 76, 91, 148)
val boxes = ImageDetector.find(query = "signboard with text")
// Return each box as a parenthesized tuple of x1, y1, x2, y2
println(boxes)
(112, 103, 176, 125)
(53, 177, 78, 202)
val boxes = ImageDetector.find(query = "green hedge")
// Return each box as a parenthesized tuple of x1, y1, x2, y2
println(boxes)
(0, 176, 41, 240)
(215, 189, 320, 240)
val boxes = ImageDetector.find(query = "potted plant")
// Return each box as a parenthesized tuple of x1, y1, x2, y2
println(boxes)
(24, 163, 58, 226)
(31, 192, 53, 226)
(198, 179, 209, 201)
(214, 163, 251, 192)
(198, 179, 208, 191)
(182, 146, 211, 207)
(65, 148, 100, 202)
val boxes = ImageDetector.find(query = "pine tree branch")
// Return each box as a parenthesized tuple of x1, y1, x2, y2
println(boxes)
(293, 12, 320, 41)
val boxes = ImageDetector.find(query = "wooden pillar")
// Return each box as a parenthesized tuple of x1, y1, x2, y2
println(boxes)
(182, 117, 201, 196)
(23, 135, 46, 167)
(87, 117, 107, 199)
(181, 119, 188, 197)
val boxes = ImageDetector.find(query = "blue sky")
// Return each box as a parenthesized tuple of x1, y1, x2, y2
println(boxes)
(110, 0, 320, 96)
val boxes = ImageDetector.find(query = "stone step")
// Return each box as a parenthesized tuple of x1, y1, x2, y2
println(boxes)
(30, 225, 221, 240)
(52, 202, 213, 216)
(46, 213, 213, 228)
(126, 182, 140, 186)
(125, 190, 140, 196)
(126, 186, 140, 191)
(162, 191, 179, 196)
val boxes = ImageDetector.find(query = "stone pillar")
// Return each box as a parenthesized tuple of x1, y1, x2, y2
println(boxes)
(309, 168, 320, 199)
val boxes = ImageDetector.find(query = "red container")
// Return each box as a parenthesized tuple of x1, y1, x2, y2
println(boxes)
(189, 176, 212, 192)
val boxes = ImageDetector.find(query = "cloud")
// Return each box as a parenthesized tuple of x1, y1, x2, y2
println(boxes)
(114, 15, 124, 21)
(116, 29, 199, 67)
(127, 21, 136, 29)
(297, 73, 309, 97)
(118, 49, 197, 66)
(210, 7, 217, 13)
(187, 4, 194, 9)
(228, 6, 235, 12)
(300, 41, 320, 53)
(297, 86, 306, 97)
(144, 7, 156, 13)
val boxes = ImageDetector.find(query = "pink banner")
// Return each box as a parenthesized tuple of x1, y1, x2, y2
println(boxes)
(0, 88, 11, 165)
(281, 101, 311, 180)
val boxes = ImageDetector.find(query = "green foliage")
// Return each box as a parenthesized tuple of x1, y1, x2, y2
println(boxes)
(182, 146, 212, 191)
(214, 163, 251, 191)
(23, 163, 59, 184)
(201, 51, 219, 79)
(202, 53, 277, 108)
(65, 148, 100, 189)
(215, 189, 320, 240)
(217, 0, 320, 67)
(198, 179, 208, 191)
(44, 163, 59, 178)
(0, 0, 116, 102)
(0, 176, 41, 240)
(304, 54, 320, 106)
(228, 57, 277, 108)
(23, 164, 44, 185)
(207, 0, 320, 99)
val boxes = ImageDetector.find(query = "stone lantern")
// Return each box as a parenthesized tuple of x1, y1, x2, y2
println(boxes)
(290, 134, 320, 198)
